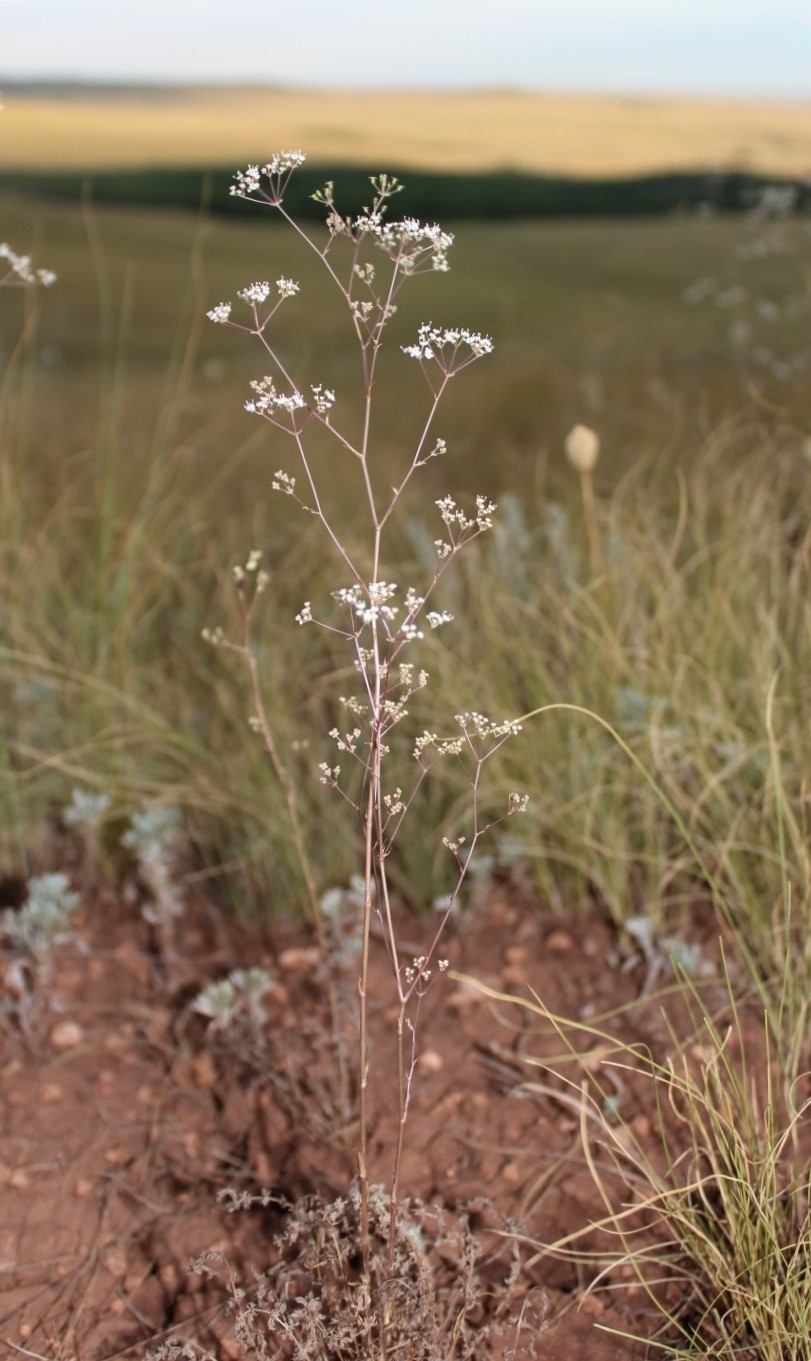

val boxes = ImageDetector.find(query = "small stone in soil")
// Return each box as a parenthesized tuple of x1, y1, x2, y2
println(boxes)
(277, 945, 320, 971)
(50, 1019, 84, 1050)
(545, 929, 573, 953)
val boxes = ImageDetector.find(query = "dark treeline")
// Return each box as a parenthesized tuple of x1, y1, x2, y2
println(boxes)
(1, 164, 808, 220)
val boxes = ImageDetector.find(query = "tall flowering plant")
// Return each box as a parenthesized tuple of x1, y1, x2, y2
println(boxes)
(206, 153, 527, 1275)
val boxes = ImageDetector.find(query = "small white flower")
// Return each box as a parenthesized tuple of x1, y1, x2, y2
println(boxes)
(310, 384, 336, 414)
(207, 301, 232, 324)
(247, 375, 306, 415)
(271, 469, 296, 494)
(0, 242, 57, 289)
(238, 281, 272, 304)
(276, 277, 300, 298)
(426, 610, 453, 630)
(403, 323, 494, 365)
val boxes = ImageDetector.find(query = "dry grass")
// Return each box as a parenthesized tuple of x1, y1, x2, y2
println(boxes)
(2, 85, 811, 176)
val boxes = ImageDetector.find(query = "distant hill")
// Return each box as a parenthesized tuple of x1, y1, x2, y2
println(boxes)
(0, 83, 809, 178)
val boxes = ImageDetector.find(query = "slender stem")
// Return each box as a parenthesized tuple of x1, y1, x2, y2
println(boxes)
(357, 720, 381, 1280)
(579, 468, 605, 578)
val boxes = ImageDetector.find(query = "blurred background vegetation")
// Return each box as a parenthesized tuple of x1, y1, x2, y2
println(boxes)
(1, 91, 810, 988)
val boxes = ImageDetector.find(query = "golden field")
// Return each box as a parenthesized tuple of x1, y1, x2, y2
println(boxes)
(1, 84, 810, 175)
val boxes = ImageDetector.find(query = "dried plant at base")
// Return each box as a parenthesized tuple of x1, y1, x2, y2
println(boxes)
(204, 149, 530, 1304)
(172, 1184, 548, 1361)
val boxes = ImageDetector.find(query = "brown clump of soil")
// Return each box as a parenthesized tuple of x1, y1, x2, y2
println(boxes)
(0, 871, 718, 1360)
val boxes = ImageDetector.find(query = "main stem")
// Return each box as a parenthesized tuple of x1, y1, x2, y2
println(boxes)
(358, 702, 384, 1282)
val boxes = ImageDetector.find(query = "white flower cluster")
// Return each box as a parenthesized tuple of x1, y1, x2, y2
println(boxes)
(232, 549, 269, 593)
(245, 376, 305, 415)
(508, 792, 530, 814)
(207, 301, 232, 324)
(340, 694, 368, 717)
(456, 712, 523, 739)
(329, 726, 362, 754)
(404, 954, 437, 984)
(230, 151, 306, 201)
(323, 581, 445, 643)
(403, 323, 493, 363)
(436, 494, 497, 534)
(246, 377, 334, 420)
(398, 663, 429, 691)
(373, 217, 454, 273)
(330, 208, 454, 273)
(271, 469, 296, 494)
(238, 281, 272, 304)
(414, 716, 520, 765)
(310, 383, 336, 414)
(334, 581, 398, 627)
(413, 731, 465, 760)
(237, 277, 300, 305)
(209, 277, 300, 324)
(0, 242, 56, 288)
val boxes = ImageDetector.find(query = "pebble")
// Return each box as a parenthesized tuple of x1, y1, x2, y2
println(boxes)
(418, 1049, 443, 1074)
(545, 929, 573, 953)
(39, 1082, 64, 1104)
(74, 1178, 94, 1198)
(104, 1145, 130, 1167)
(277, 945, 320, 972)
(579, 1292, 605, 1317)
(631, 1114, 651, 1138)
(50, 1020, 84, 1050)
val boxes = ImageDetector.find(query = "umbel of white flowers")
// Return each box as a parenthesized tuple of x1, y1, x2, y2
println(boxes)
(565, 423, 601, 474)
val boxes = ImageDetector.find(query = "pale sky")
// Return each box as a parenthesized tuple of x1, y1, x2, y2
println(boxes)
(0, 0, 809, 98)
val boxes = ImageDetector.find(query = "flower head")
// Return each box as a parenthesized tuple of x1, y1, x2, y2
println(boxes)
(564, 423, 601, 474)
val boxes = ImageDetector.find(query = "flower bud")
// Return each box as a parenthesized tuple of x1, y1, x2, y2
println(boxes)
(565, 423, 600, 474)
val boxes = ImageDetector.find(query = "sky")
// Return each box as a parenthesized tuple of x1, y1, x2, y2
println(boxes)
(0, 0, 809, 98)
